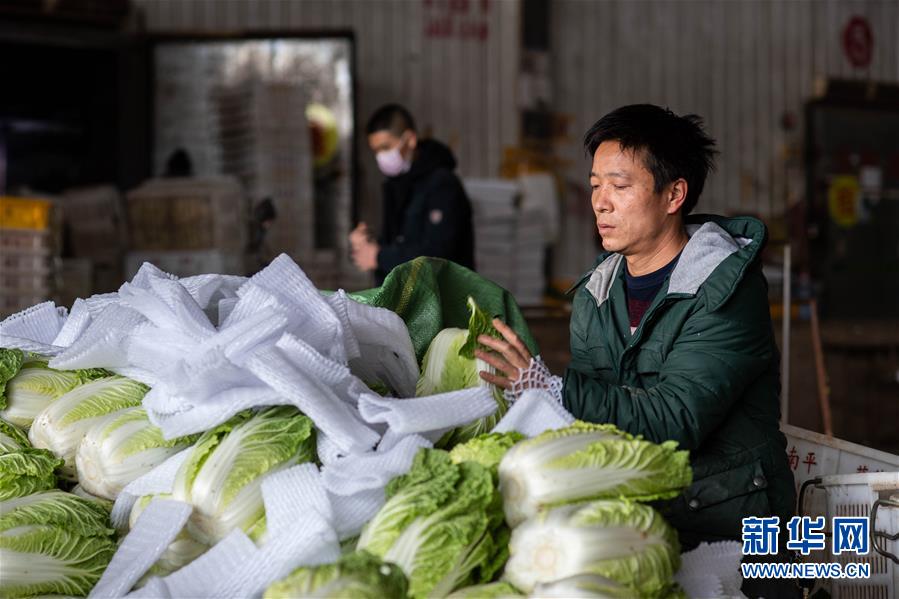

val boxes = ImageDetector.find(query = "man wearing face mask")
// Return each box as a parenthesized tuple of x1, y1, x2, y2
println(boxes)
(349, 104, 475, 284)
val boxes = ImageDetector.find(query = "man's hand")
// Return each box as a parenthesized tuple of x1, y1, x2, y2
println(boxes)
(476, 318, 533, 389)
(352, 238, 379, 272)
(349, 222, 370, 250)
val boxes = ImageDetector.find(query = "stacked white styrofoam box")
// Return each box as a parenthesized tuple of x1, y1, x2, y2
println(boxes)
(464, 179, 546, 306)
(514, 209, 546, 306)
(214, 80, 316, 265)
(153, 43, 345, 284)
(124, 176, 249, 282)
(154, 45, 226, 177)
(0, 195, 62, 318)
(0, 228, 54, 318)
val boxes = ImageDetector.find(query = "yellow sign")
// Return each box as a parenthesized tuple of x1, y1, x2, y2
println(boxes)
(828, 176, 860, 228)
(0, 196, 53, 230)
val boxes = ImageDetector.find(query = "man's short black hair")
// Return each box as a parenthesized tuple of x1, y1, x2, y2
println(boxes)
(583, 104, 717, 215)
(366, 104, 417, 137)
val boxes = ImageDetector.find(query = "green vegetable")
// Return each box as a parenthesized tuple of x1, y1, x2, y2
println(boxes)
(0, 418, 31, 452)
(76, 407, 198, 500)
(357, 449, 502, 598)
(0, 448, 64, 501)
(531, 574, 636, 598)
(458, 297, 502, 359)
(449, 432, 525, 585)
(246, 514, 268, 545)
(366, 380, 393, 397)
(446, 581, 523, 598)
(0, 348, 25, 407)
(498, 422, 692, 526)
(28, 376, 148, 480)
(71, 485, 115, 513)
(171, 406, 316, 545)
(416, 298, 507, 448)
(0, 365, 83, 429)
(358, 449, 460, 557)
(339, 534, 360, 555)
(263, 551, 408, 599)
(449, 432, 524, 474)
(504, 500, 681, 597)
(0, 490, 118, 597)
(129, 494, 209, 580)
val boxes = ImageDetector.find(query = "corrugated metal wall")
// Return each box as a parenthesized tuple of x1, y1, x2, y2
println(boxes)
(134, 0, 521, 230)
(135, 0, 899, 284)
(552, 0, 899, 279)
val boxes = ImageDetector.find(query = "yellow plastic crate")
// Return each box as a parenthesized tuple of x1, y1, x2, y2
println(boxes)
(0, 196, 53, 230)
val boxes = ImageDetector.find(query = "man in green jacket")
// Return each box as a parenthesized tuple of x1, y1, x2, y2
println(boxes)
(477, 105, 796, 555)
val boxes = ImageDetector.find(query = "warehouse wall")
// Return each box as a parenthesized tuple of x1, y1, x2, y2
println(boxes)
(133, 0, 521, 232)
(552, 0, 899, 279)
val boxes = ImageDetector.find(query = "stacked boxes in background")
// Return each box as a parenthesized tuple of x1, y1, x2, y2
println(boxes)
(154, 45, 225, 178)
(463, 179, 519, 293)
(464, 179, 548, 307)
(124, 176, 248, 278)
(0, 196, 57, 318)
(214, 80, 316, 269)
(61, 185, 128, 299)
(154, 47, 336, 288)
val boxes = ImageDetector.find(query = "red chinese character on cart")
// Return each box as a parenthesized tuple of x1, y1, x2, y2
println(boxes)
(857, 465, 869, 473)
(787, 446, 799, 471)
(803, 452, 818, 474)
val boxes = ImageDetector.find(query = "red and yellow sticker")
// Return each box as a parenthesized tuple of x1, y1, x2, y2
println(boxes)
(827, 176, 860, 228)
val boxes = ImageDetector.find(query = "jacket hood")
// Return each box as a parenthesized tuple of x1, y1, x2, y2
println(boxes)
(582, 214, 768, 312)
(403, 138, 457, 180)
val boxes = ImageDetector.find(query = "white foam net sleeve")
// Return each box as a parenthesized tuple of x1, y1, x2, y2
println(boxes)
(503, 356, 563, 404)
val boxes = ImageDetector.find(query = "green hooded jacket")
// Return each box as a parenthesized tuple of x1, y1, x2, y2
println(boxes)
(564, 214, 795, 548)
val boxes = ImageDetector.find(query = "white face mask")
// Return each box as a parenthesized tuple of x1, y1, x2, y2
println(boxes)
(375, 138, 412, 177)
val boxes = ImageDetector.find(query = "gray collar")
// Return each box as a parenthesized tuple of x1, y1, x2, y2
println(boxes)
(668, 222, 753, 295)
(585, 254, 624, 307)
(584, 222, 753, 306)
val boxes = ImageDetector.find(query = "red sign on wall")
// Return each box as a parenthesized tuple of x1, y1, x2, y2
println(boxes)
(424, 0, 490, 41)
(842, 16, 873, 69)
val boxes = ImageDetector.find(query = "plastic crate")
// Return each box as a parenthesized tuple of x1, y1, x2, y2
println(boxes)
(803, 473, 899, 599)
(784, 425, 899, 598)
(0, 271, 51, 293)
(0, 248, 53, 273)
(0, 228, 53, 253)
(0, 196, 52, 230)
(125, 177, 247, 252)
(873, 494, 899, 577)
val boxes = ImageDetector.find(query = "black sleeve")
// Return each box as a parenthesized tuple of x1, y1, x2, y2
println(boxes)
(377, 171, 468, 272)
(377, 181, 395, 246)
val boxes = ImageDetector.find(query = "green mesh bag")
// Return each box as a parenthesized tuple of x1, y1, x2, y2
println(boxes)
(349, 257, 539, 363)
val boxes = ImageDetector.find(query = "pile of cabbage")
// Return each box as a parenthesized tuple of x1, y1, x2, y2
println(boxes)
(497, 423, 692, 598)
(0, 255, 694, 599)
(0, 349, 186, 595)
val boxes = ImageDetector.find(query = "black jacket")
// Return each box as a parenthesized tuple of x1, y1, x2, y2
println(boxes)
(375, 139, 475, 284)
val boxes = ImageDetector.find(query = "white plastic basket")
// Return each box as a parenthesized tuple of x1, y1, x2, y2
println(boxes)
(809, 473, 899, 599)
(872, 493, 899, 594)
(783, 424, 899, 599)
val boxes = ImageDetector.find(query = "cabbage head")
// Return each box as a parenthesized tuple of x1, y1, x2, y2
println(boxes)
(416, 298, 508, 448)
(0, 490, 117, 597)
